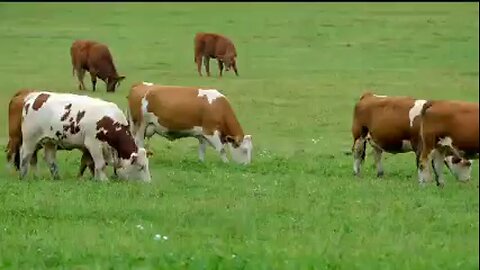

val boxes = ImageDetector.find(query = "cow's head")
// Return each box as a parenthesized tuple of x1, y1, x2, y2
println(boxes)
(106, 75, 126, 92)
(227, 135, 253, 165)
(222, 54, 238, 75)
(116, 147, 151, 182)
(445, 156, 472, 182)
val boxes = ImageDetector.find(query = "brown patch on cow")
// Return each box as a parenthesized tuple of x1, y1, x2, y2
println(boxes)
(95, 116, 137, 160)
(24, 103, 30, 115)
(32, 93, 50, 111)
(76, 110, 86, 123)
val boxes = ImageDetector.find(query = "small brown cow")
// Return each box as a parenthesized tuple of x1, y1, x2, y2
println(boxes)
(418, 100, 479, 187)
(70, 40, 125, 92)
(6, 89, 96, 178)
(194, 32, 239, 77)
(127, 82, 252, 164)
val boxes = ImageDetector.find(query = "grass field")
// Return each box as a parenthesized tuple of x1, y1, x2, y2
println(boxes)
(0, 3, 478, 269)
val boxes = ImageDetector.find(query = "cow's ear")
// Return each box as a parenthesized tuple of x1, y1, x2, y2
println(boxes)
(146, 150, 154, 157)
(117, 75, 126, 82)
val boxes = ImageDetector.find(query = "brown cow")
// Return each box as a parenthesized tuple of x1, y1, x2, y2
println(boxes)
(194, 32, 238, 77)
(418, 100, 479, 187)
(127, 82, 252, 164)
(6, 89, 99, 178)
(70, 40, 125, 92)
(351, 92, 470, 180)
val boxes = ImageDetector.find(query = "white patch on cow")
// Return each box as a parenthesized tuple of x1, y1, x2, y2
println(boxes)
(141, 96, 149, 114)
(438, 136, 453, 147)
(408, 99, 427, 127)
(142, 82, 154, 86)
(373, 94, 387, 98)
(198, 89, 224, 104)
(445, 156, 472, 182)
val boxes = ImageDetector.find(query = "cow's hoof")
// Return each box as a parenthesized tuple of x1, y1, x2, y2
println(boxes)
(377, 171, 384, 178)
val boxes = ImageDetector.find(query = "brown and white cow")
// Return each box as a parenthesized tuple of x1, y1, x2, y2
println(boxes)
(418, 100, 479, 187)
(6, 89, 99, 178)
(351, 92, 471, 179)
(19, 91, 150, 182)
(194, 32, 239, 77)
(127, 82, 252, 164)
(70, 40, 126, 92)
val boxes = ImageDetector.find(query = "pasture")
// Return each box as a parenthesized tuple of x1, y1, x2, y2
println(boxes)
(0, 3, 478, 269)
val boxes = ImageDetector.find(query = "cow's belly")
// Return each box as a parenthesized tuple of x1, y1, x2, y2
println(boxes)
(144, 116, 204, 142)
(37, 136, 82, 151)
(368, 134, 413, 154)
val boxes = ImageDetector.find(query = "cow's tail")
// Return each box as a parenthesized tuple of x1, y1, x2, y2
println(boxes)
(125, 107, 135, 135)
(5, 138, 21, 171)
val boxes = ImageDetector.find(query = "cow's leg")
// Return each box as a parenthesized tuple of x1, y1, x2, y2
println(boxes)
(43, 143, 59, 180)
(76, 68, 86, 90)
(30, 148, 39, 179)
(134, 122, 147, 148)
(196, 56, 203, 76)
(84, 140, 108, 181)
(203, 131, 228, 163)
(198, 137, 207, 162)
(431, 149, 446, 188)
(78, 151, 94, 178)
(418, 148, 433, 186)
(372, 146, 384, 178)
(19, 141, 37, 180)
(89, 71, 97, 92)
(217, 60, 224, 77)
(352, 137, 367, 176)
(204, 56, 211, 77)
(233, 62, 239, 76)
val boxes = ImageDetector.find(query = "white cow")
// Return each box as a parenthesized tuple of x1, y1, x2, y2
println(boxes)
(20, 91, 151, 182)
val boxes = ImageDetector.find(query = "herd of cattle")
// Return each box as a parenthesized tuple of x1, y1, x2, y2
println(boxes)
(4, 32, 479, 187)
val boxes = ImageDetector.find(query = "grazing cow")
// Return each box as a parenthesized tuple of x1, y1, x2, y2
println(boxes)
(6, 89, 99, 178)
(127, 82, 252, 164)
(418, 100, 479, 187)
(194, 32, 238, 77)
(20, 91, 151, 182)
(351, 92, 470, 179)
(70, 40, 126, 92)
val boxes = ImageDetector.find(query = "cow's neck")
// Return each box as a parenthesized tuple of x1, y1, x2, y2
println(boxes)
(112, 134, 138, 160)
(221, 115, 245, 146)
(96, 116, 138, 160)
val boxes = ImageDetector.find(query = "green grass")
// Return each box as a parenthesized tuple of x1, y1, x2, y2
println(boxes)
(0, 3, 478, 269)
